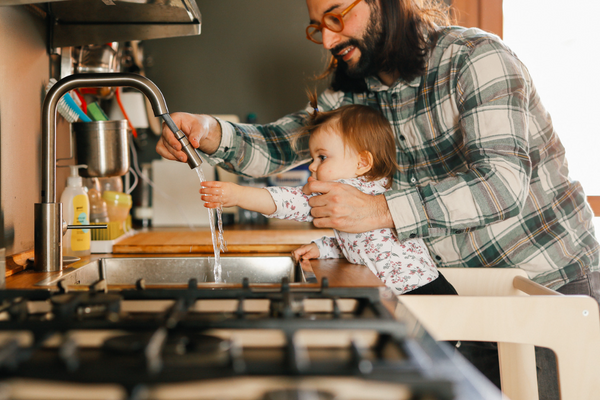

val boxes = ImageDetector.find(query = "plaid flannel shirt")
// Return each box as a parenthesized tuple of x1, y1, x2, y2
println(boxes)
(206, 26, 599, 289)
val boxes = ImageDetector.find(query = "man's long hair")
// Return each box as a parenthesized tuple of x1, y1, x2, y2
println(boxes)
(323, 0, 453, 92)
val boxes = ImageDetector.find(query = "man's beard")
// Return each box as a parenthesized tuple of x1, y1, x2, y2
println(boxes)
(330, 9, 385, 92)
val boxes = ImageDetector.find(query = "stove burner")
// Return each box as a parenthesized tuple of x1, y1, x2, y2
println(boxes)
(103, 333, 230, 356)
(50, 292, 121, 320)
(102, 333, 150, 355)
(175, 333, 230, 355)
(101, 332, 232, 372)
(261, 389, 335, 400)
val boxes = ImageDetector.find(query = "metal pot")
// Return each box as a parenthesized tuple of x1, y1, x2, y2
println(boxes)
(73, 120, 130, 177)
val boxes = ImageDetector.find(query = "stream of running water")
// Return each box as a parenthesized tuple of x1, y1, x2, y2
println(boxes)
(194, 167, 227, 282)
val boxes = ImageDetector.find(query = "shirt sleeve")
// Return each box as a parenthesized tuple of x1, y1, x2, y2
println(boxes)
(387, 38, 532, 240)
(203, 90, 346, 177)
(313, 236, 344, 259)
(262, 186, 314, 223)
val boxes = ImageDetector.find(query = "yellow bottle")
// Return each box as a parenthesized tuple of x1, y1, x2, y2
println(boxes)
(61, 165, 91, 257)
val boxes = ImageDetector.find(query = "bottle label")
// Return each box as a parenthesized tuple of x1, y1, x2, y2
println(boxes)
(71, 194, 90, 251)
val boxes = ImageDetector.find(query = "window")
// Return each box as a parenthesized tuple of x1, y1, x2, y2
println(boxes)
(452, 0, 600, 214)
(503, 1, 600, 195)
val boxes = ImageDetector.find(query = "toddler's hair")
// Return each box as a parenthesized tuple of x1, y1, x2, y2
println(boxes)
(305, 91, 398, 188)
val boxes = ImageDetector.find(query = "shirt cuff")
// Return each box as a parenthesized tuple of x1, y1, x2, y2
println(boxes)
(312, 236, 342, 259)
(384, 187, 430, 240)
(312, 237, 328, 258)
(201, 116, 236, 166)
(261, 187, 283, 219)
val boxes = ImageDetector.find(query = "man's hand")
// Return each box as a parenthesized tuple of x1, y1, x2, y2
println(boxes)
(292, 243, 320, 262)
(156, 113, 222, 162)
(200, 181, 241, 209)
(302, 178, 394, 233)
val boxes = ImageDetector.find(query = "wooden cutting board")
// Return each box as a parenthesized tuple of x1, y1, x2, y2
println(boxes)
(112, 229, 335, 254)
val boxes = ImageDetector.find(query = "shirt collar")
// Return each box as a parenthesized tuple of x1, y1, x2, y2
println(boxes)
(365, 74, 422, 92)
(364, 27, 432, 92)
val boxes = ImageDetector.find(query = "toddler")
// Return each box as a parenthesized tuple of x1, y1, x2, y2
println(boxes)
(201, 101, 456, 295)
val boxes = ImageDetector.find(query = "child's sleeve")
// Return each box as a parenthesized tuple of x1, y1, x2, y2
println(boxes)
(313, 236, 344, 259)
(262, 186, 314, 222)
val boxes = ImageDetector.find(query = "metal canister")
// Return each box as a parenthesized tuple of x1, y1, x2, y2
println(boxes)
(73, 120, 130, 177)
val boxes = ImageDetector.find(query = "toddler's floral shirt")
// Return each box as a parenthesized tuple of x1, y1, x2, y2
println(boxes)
(264, 177, 439, 294)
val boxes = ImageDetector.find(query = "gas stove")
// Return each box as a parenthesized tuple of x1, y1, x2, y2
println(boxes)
(0, 278, 501, 400)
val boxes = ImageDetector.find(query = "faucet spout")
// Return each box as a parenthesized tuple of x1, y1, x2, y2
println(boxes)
(36, 73, 178, 272)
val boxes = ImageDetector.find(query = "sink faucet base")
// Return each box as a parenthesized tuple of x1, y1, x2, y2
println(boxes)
(34, 203, 63, 272)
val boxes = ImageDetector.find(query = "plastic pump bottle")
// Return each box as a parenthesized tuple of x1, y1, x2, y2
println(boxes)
(83, 178, 109, 223)
(61, 165, 91, 257)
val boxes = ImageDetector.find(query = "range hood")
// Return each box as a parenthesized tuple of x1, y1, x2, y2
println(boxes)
(0, 0, 201, 48)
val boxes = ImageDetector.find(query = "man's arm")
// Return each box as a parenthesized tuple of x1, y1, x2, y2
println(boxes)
(157, 110, 313, 176)
(384, 38, 533, 240)
(156, 90, 348, 177)
(156, 110, 309, 175)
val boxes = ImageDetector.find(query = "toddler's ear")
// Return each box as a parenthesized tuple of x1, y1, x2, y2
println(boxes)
(357, 151, 374, 175)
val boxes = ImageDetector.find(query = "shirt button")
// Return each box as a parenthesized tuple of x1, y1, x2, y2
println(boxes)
(392, 93, 398, 99)
(410, 177, 417, 184)
(409, 233, 416, 238)
(454, 230, 463, 234)
(435, 255, 442, 261)
(399, 135, 406, 141)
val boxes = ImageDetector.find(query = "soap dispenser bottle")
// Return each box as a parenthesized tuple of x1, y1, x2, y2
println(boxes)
(61, 165, 91, 257)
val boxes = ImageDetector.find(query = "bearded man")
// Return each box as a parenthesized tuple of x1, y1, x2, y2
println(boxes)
(156, 1, 600, 397)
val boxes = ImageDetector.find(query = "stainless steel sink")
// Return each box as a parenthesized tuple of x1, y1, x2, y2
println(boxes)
(35, 256, 316, 287)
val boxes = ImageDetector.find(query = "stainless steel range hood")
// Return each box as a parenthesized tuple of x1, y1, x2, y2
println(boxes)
(0, 0, 201, 48)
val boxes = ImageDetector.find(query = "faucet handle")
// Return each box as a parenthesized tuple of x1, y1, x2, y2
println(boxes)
(67, 224, 108, 230)
(62, 221, 108, 235)
(162, 114, 204, 169)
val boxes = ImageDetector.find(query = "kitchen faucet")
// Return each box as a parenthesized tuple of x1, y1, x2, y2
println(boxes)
(35, 73, 203, 272)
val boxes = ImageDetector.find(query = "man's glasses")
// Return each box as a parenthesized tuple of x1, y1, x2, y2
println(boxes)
(306, 0, 364, 44)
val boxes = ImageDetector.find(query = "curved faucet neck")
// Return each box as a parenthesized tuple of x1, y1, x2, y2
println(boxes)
(37, 73, 171, 273)
(41, 73, 169, 203)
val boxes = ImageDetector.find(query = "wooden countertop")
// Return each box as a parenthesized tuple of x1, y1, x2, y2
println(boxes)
(113, 229, 336, 254)
(4, 228, 385, 290)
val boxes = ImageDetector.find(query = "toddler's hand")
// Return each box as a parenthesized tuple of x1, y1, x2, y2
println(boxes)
(292, 243, 320, 263)
(200, 181, 240, 208)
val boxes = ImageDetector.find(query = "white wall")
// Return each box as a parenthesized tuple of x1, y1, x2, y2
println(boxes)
(0, 6, 69, 255)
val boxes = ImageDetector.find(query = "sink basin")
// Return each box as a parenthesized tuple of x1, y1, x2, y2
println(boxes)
(35, 256, 316, 287)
